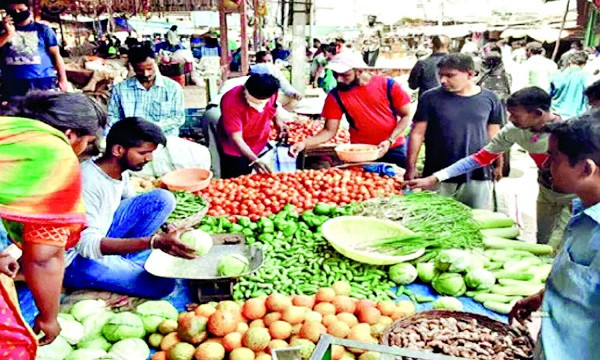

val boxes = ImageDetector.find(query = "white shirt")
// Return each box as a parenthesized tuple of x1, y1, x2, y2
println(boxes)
(65, 160, 135, 265)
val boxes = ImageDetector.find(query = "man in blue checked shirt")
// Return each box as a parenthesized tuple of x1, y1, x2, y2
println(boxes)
(107, 45, 185, 136)
(509, 112, 600, 360)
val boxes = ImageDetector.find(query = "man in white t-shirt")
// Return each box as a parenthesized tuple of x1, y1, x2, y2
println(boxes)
(63, 117, 196, 298)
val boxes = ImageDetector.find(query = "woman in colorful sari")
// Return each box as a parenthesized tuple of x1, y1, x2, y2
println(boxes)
(0, 91, 106, 359)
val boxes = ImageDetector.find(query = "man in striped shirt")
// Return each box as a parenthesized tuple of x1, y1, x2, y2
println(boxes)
(407, 87, 575, 248)
(107, 45, 185, 136)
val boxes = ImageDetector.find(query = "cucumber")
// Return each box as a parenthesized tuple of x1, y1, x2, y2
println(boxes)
(474, 293, 519, 304)
(492, 270, 535, 281)
(473, 213, 515, 229)
(481, 226, 520, 239)
(491, 284, 545, 297)
(503, 257, 542, 272)
(483, 237, 554, 256)
(483, 300, 518, 315)
(498, 278, 542, 286)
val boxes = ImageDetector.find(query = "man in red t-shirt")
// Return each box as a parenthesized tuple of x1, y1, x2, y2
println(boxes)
(218, 74, 287, 178)
(289, 52, 412, 167)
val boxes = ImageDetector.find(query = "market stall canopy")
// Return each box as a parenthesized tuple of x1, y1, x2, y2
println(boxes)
(500, 27, 575, 42)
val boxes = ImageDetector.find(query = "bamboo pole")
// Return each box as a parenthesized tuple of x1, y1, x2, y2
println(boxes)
(552, 0, 572, 61)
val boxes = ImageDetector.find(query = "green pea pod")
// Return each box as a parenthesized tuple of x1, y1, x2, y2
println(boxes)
(238, 216, 252, 227)
(314, 203, 335, 216)
(199, 225, 212, 232)
(230, 224, 244, 232)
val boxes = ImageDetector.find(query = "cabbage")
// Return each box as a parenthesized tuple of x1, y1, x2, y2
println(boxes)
(70, 299, 107, 322)
(135, 300, 179, 333)
(435, 249, 472, 273)
(36, 336, 73, 360)
(65, 348, 108, 360)
(57, 317, 85, 345)
(217, 254, 249, 276)
(109, 338, 150, 360)
(180, 229, 213, 256)
(82, 311, 113, 340)
(433, 297, 463, 311)
(416, 262, 437, 283)
(58, 313, 76, 322)
(77, 335, 112, 351)
(101, 312, 145, 342)
(432, 272, 466, 296)
(389, 263, 418, 285)
(464, 268, 496, 290)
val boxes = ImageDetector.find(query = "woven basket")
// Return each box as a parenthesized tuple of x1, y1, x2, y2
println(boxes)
(381, 310, 534, 358)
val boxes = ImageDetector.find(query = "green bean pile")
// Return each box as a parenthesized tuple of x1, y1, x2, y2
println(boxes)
(167, 191, 208, 223)
(202, 207, 398, 302)
(358, 192, 484, 262)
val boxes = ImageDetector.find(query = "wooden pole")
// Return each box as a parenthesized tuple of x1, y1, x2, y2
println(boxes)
(552, 0, 571, 61)
(240, 0, 249, 74)
(219, 0, 229, 79)
(253, 0, 260, 51)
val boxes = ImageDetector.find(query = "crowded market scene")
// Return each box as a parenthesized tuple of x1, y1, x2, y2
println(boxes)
(0, 0, 599, 359)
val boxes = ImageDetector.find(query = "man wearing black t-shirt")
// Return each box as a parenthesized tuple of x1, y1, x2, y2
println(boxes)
(405, 53, 503, 209)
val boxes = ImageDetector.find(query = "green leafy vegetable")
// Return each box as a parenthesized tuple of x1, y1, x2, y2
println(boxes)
(432, 273, 466, 296)
(388, 263, 418, 285)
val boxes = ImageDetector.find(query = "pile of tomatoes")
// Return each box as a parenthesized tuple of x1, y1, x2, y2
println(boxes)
(200, 168, 403, 219)
(269, 117, 350, 145)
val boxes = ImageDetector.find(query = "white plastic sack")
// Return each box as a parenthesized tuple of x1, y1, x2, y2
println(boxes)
(134, 136, 211, 178)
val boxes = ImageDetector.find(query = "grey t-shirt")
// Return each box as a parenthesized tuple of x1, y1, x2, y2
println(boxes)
(414, 87, 504, 183)
(65, 160, 135, 265)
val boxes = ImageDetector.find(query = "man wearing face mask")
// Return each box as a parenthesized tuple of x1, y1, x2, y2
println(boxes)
(289, 51, 412, 167)
(0, 0, 69, 100)
(218, 73, 288, 178)
(107, 45, 185, 136)
(63, 117, 198, 299)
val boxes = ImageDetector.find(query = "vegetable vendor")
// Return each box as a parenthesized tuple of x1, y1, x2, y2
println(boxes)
(289, 51, 412, 167)
(217, 73, 289, 178)
(405, 53, 504, 209)
(64, 117, 197, 299)
(0, 91, 105, 357)
(509, 114, 600, 360)
(407, 87, 575, 248)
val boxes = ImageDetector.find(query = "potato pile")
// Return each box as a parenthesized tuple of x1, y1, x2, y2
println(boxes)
(150, 282, 417, 360)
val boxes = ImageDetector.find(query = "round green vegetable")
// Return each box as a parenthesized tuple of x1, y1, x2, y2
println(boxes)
(389, 263, 418, 285)
(432, 272, 466, 296)
(416, 262, 436, 283)
(180, 229, 213, 256)
(65, 348, 108, 360)
(101, 312, 146, 342)
(109, 338, 150, 360)
(433, 296, 463, 311)
(464, 268, 496, 290)
(36, 336, 73, 360)
(435, 249, 472, 273)
(70, 299, 107, 322)
(77, 335, 112, 351)
(135, 300, 179, 333)
(217, 254, 249, 276)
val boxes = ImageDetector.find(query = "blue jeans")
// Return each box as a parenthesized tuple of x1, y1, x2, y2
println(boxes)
(63, 190, 177, 299)
(379, 143, 407, 168)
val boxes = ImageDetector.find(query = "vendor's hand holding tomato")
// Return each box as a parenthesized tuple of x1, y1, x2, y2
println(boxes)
(153, 225, 197, 259)
(406, 175, 438, 190)
(509, 291, 544, 324)
(34, 315, 61, 345)
(289, 141, 306, 158)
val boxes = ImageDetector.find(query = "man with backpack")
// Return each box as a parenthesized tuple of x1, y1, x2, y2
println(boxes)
(289, 51, 412, 167)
